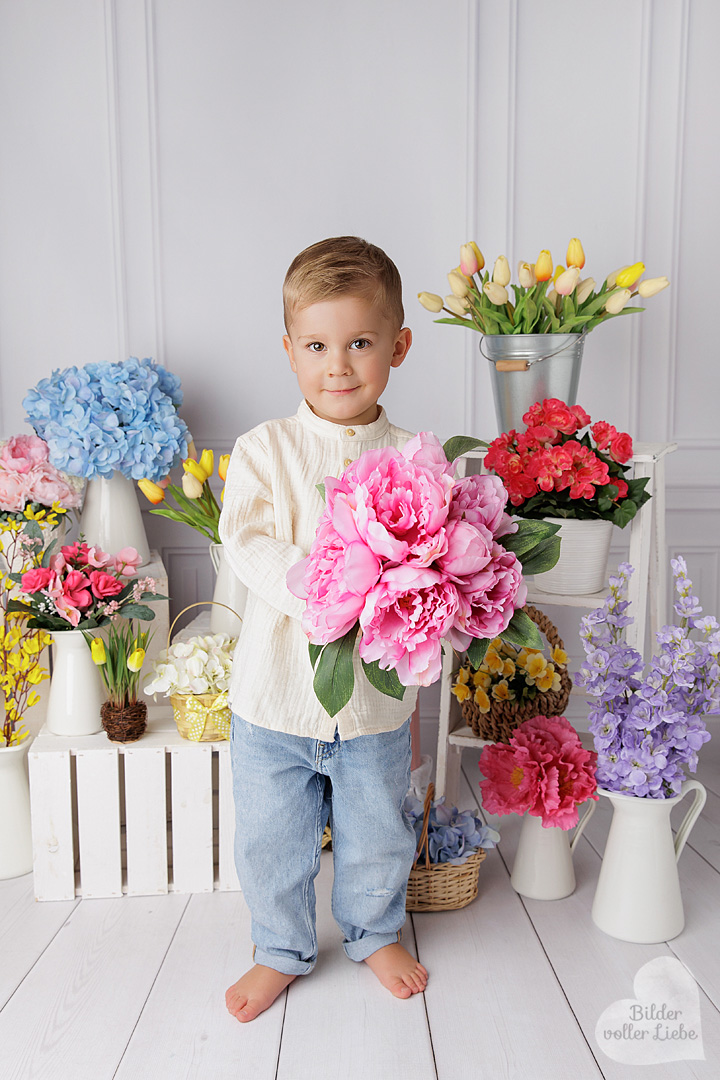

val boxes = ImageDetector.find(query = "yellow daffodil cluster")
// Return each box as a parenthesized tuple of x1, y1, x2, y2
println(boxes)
(451, 638, 568, 714)
(419, 238, 669, 336)
(137, 446, 230, 544)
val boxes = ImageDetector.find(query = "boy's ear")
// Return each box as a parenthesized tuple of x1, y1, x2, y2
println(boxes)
(283, 334, 297, 372)
(391, 327, 412, 368)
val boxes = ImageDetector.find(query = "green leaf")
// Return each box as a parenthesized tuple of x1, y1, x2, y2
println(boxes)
(23, 520, 43, 542)
(313, 625, 358, 717)
(316, 482, 326, 500)
(612, 500, 638, 529)
(519, 535, 561, 575)
(116, 603, 156, 621)
(442, 435, 485, 464)
(500, 609, 544, 651)
(40, 537, 59, 568)
(434, 317, 483, 332)
(361, 659, 406, 700)
(500, 519, 561, 558)
(466, 636, 490, 668)
(308, 642, 323, 669)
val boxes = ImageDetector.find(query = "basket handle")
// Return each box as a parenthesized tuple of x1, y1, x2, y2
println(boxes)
(413, 781, 435, 869)
(167, 601, 242, 649)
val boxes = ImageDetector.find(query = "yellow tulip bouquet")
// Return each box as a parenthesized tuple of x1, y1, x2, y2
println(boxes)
(418, 238, 669, 335)
(1, 515, 58, 746)
(138, 448, 230, 543)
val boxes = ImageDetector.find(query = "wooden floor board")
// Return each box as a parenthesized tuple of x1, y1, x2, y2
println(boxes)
(0, 872, 78, 1010)
(276, 851, 437, 1080)
(114, 891, 283, 1080)
(0, 893, 189, 1080)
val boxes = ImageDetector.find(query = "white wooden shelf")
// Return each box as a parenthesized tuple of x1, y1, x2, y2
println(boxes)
(435, 441, 678, 804)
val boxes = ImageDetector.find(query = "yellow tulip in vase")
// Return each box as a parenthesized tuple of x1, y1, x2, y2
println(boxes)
(86, 623, 152, 743)
(418, 239, 669, 433)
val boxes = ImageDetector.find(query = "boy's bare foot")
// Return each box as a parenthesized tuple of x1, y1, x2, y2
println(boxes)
(364, 942, 428, 998)
(225, 964, 296, 1022)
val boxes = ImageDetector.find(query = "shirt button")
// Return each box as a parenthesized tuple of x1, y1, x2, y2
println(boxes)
(344, 457, 352, 467)
(346, 428, 355, 437)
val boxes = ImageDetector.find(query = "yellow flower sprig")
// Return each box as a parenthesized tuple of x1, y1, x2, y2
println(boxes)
(451, 638, 568, 715)
(138, 448, 231, 542)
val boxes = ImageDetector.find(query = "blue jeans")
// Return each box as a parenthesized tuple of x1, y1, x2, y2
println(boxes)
(230, 714, 416, 976)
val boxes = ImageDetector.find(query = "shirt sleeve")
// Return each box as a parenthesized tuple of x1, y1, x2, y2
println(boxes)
(218, 432, 306, 620)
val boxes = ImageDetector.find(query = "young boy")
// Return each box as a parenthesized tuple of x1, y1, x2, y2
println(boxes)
(219, 236, 428, 1024)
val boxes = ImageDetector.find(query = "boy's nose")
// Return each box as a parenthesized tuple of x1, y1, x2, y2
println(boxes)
(326, 348, 353, 375)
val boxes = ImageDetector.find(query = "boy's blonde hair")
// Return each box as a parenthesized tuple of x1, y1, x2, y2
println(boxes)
(283, 236, 404, 331)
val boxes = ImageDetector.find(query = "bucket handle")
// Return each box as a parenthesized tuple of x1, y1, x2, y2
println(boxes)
(570, 796, 597, 855)
(481, 328, 588, 372)
(673, 780, 707, 862)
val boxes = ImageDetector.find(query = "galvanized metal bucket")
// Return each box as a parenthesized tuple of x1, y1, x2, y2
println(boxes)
(482, 332, 587, 433)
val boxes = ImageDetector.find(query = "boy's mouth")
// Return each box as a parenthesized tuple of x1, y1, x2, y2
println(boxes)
(326, 387, 358, 395)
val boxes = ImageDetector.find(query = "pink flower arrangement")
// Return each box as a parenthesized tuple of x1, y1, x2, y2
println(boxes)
(287, 432, 561, 715)
(12, 541, 161, 631)
(478, 716, 598, 829)
(0, 434, 82, 517)
(483, 399, 650, 528)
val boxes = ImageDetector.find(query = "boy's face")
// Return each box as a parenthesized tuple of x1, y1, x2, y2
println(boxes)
(283, 295, 411, 427)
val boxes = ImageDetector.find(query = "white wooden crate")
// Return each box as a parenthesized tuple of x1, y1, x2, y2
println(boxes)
(28, 706, 241, 901)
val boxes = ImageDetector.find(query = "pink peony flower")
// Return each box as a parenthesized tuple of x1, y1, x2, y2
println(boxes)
(113, 547, 142, 576)
(436, 518, 494, 581)
(0, 434, 49, 474)
(20, 566, 54, 593)
(88, 569, 124, 600)
(358, 565, 461, 686)
(479, 716, 598, 829)
(288, 520, 381, 644)
(448, 473, 517, 538)
(25, 462, 81, 509)
(0, 469, 29, 511)
(402, 431, 455, 481)
(449, 543, 526, 649)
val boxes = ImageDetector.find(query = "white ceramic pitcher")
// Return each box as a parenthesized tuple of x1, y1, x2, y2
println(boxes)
(46, 630, 105, 736)
(510, 799, 597, 900)
(209, 543, 246, 636)
(591, 781, 707, 943)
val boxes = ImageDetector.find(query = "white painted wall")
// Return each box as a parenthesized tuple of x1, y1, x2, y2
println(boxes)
(1, 1, 719, 724)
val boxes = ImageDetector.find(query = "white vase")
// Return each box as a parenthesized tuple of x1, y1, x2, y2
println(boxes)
(510, 799, 597, 900)
(79, 471, 151, 566)
(591, 782, 707, 943)
(532, 516, 613, 595)
(209, 543, 246, 636)
(46, 630, 106, 736)
(0, 737, 33, 879)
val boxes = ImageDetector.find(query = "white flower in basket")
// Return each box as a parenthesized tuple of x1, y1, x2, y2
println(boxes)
(144, 633, 237, 741)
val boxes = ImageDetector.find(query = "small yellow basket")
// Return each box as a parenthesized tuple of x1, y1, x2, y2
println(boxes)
(406, 782, 486, 912)
(166, 602, 241, 743)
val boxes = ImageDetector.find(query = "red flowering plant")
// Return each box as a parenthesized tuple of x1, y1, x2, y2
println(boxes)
(483, 398, 650, 528)
(6, 540, 164, 631)
(478, 715, 598, 829)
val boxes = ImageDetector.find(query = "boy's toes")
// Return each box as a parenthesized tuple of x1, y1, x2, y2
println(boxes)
(393, 981, 413, 999)
(236, 1001, 262, 1022)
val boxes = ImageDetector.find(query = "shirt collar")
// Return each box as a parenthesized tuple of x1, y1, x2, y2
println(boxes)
(296, 399, 390, 440)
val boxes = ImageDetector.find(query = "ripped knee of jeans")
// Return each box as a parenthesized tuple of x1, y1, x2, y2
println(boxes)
(365, 886, 394, 898)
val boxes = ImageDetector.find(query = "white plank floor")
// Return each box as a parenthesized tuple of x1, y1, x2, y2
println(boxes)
(2, 731, 720, 1080)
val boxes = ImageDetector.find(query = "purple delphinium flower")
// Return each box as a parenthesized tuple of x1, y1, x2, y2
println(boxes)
(578, 560, 715, 798)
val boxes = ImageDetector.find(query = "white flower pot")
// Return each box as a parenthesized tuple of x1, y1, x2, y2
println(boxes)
(532, 516, 613, 595)
(0, 737, 33, 879)
(79, 471, 150, 566)
(591, 782, 707, 943)
(209, 543, 246, 635)
(46, 630, 106, 736)
(510, 801, 596, 900)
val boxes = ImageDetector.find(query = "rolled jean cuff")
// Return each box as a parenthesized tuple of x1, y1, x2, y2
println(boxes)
(343, 930, 401, 963)
(253, 947, 315, 976)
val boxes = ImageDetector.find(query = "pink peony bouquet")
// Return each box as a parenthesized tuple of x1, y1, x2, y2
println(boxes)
(287, 433, 561, 716)
(478, 715, 598, 829)
(9, 541, 164, 631)
(0, 434, 83, 519)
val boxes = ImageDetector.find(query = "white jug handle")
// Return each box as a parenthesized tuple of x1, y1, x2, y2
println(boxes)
(570, 797, 598, 855)
(209, 543, 222, 573)
(674, 779, 707, 862)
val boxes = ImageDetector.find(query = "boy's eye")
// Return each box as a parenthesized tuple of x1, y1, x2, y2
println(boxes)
(307, 342, 325, 352)
(350, 338, 371, 350)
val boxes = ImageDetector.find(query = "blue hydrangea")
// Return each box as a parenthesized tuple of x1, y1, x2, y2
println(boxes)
(403, 794, 500, 865)
(23, 358, 190, 482)
(578, 561, 716, 798)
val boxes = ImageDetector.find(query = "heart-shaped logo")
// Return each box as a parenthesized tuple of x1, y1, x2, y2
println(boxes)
(595, 956, 704, 1064)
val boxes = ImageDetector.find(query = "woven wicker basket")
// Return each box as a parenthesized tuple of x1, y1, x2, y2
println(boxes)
(461, 604, 572, 744)
(406, 783, 486, 912)
(166, 602, 240, 743)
